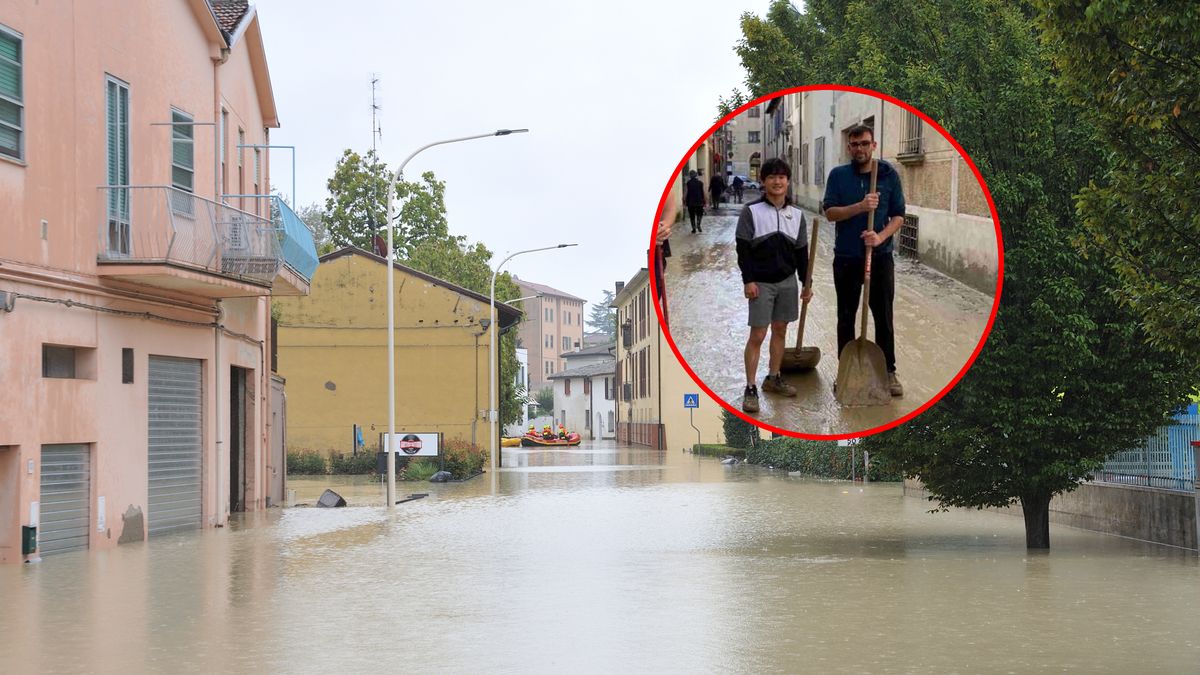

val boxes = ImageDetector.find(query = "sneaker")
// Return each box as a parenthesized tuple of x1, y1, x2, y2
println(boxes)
(762, 373, 797, 397)
(889, 372, 904, 397)
(742, 385, 760, 413)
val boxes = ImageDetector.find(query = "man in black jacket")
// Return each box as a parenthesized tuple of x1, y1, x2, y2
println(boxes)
(735, 158, 812, 413)
(684, 170, 707, 233)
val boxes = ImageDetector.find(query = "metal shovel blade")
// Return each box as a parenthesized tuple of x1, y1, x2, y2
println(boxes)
(835, 340, 891, 407)
(781, 346, 821, 373)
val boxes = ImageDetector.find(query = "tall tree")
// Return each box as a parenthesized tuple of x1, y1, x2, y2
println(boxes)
(736, 0, 1199, 548)
(324, 149, 389, 250)
(586, 290, 617, 337)
(1036, 1, 1200, 357)
(716, 88, 749, 120)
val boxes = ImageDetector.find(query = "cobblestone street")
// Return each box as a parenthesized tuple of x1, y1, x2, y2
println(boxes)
(662, 198, 996, 436)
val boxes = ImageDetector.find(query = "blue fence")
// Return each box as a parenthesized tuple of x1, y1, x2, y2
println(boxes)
(1098, 409, 1199, 493)
(272, 198, 319, 281)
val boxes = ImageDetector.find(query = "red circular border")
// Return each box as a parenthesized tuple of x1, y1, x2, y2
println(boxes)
(647, 84, 1005, 441)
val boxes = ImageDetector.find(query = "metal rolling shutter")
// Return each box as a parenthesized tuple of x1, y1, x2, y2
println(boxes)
(148, 356, 202, 536)
(39, 444, 90, 556)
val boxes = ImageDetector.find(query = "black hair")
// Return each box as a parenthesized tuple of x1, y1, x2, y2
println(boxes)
(847, 124, 875, 141)
(759, 157, 792, 180)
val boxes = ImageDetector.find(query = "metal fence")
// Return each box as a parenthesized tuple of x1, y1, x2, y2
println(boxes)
(98, 186, 280, 285)
(1097, 414, 1198, 492)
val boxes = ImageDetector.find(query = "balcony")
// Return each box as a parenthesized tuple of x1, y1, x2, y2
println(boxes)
(227, 194, 319, 296)
(97, 186, 282, 298)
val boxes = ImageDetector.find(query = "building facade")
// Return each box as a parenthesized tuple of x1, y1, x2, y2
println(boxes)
(611, 270, 724, 451)
(514, 278, 585, 392)
(548, 342, 616, 440)
(0, 0, 317, 561)
(273, 248, 522, 455)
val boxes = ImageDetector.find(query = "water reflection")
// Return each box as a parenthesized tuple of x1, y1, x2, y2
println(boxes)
(2, 441, 1198, 672)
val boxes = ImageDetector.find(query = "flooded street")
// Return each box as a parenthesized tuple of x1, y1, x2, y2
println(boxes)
(664, 202, 994, 435)
(3, 441, 1198, 673)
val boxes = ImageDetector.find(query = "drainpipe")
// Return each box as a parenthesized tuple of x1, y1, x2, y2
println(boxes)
(214, 300, 224, 524)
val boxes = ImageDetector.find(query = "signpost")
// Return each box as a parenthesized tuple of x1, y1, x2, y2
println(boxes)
(684, 394, 700, 452)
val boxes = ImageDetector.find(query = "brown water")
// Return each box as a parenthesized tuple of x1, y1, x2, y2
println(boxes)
(2, 441, 1198, 673)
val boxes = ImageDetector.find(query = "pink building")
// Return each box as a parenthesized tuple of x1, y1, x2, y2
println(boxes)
(0, 0, 317, 561)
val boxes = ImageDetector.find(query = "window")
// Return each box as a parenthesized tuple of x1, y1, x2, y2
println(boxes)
(748, 131, 760, 143)
(43, 345, 76, 378)
(106, 77, 130, 255)
(585, 410, 591, 429)
(814, 136, 826, 187)
(0, 26, 23, 160)
(253, 148, 261, 214)
(237, 128, 245, 205)
(608, 411, 614, 429)
(564, 311, 569, 324)
(562, 336, 570, 352)
(801, 142, 809, 185)
(583, 378, 591, 396)
(171, 110, 194, 193)
(748, 107, 760, 118)
(220, 108, 228, 193)
(549, 361, 554, 374)
(545, 334, 552, 348)
(900, 111, 924, 156)
(545, 361, 550, 375)
(564, 378, 571, 396)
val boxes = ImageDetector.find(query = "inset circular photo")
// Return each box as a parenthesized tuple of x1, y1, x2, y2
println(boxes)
(652, 85, 1002, 439)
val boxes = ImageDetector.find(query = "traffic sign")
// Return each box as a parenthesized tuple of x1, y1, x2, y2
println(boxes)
(684, 394, 699, 409)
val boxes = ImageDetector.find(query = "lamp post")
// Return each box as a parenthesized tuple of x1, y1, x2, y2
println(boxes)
(489, 245, 577, 477)
(383, 129, 528, 509)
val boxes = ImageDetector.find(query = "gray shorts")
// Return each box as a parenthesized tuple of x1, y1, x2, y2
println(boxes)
(747, 275, 799, 327)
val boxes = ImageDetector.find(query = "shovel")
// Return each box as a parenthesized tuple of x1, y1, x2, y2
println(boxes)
(835, 159, 891, 407)
(781, 217, 822, 372)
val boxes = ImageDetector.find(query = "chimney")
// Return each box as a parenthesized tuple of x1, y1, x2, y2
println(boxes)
(615, 281, 624, 295)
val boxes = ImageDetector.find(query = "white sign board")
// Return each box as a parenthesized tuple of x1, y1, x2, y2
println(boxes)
(382, 432, 441, 457)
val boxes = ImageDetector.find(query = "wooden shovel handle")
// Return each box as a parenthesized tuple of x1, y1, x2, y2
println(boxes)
(858, 159, 879, 342)
(795, 217, 821, 349)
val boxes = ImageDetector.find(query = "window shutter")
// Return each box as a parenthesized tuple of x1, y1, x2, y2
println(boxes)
(0, 32, 20, 100)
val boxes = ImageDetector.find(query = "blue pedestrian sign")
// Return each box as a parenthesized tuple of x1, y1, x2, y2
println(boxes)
(684, 394, 700, 409)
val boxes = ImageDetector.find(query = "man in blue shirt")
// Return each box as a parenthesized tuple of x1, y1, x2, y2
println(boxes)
(821, 124, 906, 397)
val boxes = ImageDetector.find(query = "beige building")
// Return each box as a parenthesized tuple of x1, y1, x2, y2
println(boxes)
(790, 89, 998, 293)
(611, 269, 724, 451)
(514, 278, 585, 392)
(730, 101, 766, 179)
(273, 248, 522, 454)
(0, 0, 316, 562)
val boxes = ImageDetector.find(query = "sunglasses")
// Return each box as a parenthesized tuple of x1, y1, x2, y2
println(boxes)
(848, 140, 873, 148)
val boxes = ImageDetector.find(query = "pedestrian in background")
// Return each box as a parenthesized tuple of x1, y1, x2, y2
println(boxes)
(731, 174, 745, 203)
(821, 124, 906, 397)
(735, 157, 812, 413)
(684, 170, 706, 233)
(709, 171, 727, 212)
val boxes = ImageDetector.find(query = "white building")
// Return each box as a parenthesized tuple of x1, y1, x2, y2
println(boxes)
(549, 362, 617, 440)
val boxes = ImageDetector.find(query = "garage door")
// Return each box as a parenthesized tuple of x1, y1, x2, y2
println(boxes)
(39, 444, 90, 556)
(148, 356, 202, 536)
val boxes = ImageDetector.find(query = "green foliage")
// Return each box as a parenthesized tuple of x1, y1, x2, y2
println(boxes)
(692, 444, 745, 459)
(535, 386, 555, 414)
(440, 440, 488, 480)
(1036, 0, 1200, 357)
(745, 438, 901, 482)
(324, 149, 390, 250)
(402, 458, 439, 482)
(716, 88, 750, 120)
(722, 410, 760, 449)
(329, 451, 378, 475)
(286, 449, 326, 475)
(586, 290, 617, 336)
(737, 0, 1200, 547)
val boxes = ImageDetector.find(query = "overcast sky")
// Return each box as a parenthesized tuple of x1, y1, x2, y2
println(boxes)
(254, 0, 754, 314)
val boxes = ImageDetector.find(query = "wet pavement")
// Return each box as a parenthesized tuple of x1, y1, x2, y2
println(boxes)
(3, 441, 1198, 673)
(663, 198, 995, 436)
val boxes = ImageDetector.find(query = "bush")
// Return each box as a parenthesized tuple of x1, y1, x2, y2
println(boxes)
(287, 449, 327, 475)
(744, 438, 901, 482)
(329, 451, 378, 475)
(693, 444, 745, 458)
(402, 458, 439, 482)
(440, 439, 488, 480)
(722, 410, 761, 449)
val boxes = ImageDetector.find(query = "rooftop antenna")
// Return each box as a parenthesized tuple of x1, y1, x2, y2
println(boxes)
(371, 74, 384, 236)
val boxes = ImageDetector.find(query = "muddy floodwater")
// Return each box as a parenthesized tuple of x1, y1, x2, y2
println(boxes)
(663, 204, 995, 435)
(2, 441, 1198, 673)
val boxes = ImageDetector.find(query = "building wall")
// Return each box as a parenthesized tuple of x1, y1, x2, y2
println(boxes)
(515, 280, 584, 392)
(612, 270, 724, 450)
(275, 253, 507, 454)
(0, 1, 282, 561)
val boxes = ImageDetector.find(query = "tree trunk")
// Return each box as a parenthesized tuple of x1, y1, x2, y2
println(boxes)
(1020, 492, 1052, 549)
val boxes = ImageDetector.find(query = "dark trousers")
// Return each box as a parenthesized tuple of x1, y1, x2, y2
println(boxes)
(687, 205, 703, 230)
(833, 253, 896, 372)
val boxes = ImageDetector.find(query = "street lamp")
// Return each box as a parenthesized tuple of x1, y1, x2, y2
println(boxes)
(488, 245, 577, 477)
(383, 129, 528, 509)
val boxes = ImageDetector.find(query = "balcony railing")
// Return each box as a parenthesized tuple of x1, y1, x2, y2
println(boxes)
(98, 186, 281, 285)
(224, 194, 319, 282)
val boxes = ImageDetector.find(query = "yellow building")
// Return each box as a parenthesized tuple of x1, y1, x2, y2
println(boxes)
(274, 248, 521, 455)
(611, 269, 724, 451)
